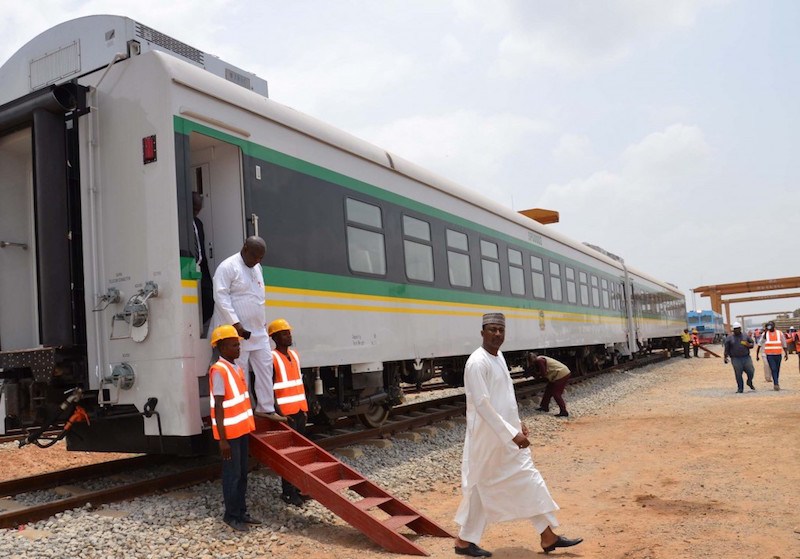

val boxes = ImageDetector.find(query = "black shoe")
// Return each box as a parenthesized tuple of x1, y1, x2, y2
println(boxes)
(543, 535, 583, 553)
(536, 406, 549, 412)
(224, 518, 248, 532)
(454, 542, 493, 557)
(746, 380, 755, 390)
(281, 492, 305, 507)
(242, 514, 262, 524)
(555, 411, 569, 417)
(736, 390, 743, 393)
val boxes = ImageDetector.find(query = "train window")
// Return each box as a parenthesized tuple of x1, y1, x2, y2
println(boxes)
(549, 261, 563, 302)
(346, 198, 382, 228)
(579, 271, 589, 306)
(447, 229, 471, 287)
(403, 215, 430, 242)
(565, 267, 577, 304)
(447, 229, 469, 251)
(601, 278, 610, 308)
(591, 275, 600, 307)
(508, 248, 525, 296)
(346, 198, 386, 275)
(530, 256, 546, 299)
(481, 240, 501, 292)
(402, 216, 433, 283)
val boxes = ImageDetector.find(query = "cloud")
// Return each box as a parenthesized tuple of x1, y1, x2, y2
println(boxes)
(262, 39, 416, 116)
(451, 0, 724, 74)
(441, 34, 468, 64)
(538, 123, 711, 263)
(356, 110, 550, 195)
(552, 133, 596, 166)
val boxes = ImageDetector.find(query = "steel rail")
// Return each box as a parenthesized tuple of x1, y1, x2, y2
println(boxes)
(315, 350, 673, 450)
(0, 459, 221, 529)
(0, 454, 169, 498)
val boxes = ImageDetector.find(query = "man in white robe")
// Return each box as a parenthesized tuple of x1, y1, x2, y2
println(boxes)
(454, 313, 583, 557)
(211, 236, 285, 422)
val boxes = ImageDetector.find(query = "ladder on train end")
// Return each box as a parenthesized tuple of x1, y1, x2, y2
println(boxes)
(249, 418, 452, 556)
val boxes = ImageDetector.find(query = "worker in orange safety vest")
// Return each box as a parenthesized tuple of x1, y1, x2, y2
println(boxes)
(209, 325, 259, 532)
(691, 329, 700, 357)
(786, 326, 797, 354)
(269, 318, 310, 507)
(755, 321, 788, 390)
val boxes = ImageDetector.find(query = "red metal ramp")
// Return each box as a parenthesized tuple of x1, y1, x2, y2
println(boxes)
(249, 418, 452, 556)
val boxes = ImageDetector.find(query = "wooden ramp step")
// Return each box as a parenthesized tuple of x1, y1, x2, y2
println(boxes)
(250, 418, 452, 556)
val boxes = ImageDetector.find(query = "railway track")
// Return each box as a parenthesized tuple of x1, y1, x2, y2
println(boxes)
(0, 454, 222, 529)
(1, 350, 673, 529)
(314, 349, 674, 450)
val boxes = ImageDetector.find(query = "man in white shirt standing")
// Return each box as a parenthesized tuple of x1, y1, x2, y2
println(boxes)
(454, 312, 582, 557)
(212, 236, 285, 422)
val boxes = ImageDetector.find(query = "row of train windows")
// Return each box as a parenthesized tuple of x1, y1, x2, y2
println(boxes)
(344, 197, 626, 310)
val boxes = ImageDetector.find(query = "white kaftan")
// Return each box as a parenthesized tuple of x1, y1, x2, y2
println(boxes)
(455, 347, 559, 533)
(211, 252, 275, 413)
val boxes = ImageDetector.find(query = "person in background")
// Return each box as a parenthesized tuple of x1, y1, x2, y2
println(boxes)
(268, 318, 310, 507)
(755, 321, 788, 391)
(785, 326, 797, 354)
(681, 329, 691, 359)
(212, 237, 285, 422)
(192, 192, 213, 337)
(723, 322, 755, 393)
(526, 354, 572, 417)
(209, 325, 260, 532)
(691, 329, 700, 358)
(453, 313, 582, 557)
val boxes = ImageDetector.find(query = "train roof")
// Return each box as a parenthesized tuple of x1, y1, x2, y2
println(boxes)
(0, 14, 268, 106)
(1, 15, 683, 299)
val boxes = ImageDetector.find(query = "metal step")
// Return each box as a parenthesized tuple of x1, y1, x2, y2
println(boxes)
(249, 418, 452, 556)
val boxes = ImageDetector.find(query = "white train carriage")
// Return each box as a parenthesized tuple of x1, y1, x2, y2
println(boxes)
(0, 15, 685, 454)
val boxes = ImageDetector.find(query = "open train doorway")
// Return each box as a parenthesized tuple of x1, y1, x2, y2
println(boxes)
(188, 131, 246, 318)
(0, 128, 38, 351)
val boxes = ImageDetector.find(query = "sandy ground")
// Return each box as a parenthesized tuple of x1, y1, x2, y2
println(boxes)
(4, 350, 800, 558)
(405, 350, 800, 559)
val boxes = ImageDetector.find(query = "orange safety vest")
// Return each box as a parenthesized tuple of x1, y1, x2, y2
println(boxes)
(209, 359, 255, 440)
(691, 333, 699, 346)
(272, 349, 308, 415)
(762, 330, 784, 355)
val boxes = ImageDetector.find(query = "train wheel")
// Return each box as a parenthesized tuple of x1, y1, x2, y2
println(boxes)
(358, 404, 390, 428)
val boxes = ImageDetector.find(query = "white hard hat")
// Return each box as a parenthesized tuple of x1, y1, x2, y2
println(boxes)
(732, 322, 742, 329)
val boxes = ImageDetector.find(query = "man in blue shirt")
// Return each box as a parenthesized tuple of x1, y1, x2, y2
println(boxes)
(723, 322, 755, 393)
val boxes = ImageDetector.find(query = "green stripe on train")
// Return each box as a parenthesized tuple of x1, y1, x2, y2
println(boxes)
(174, 116, 681, 303)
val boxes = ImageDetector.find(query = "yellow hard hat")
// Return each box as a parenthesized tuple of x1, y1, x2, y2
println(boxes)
(210, 324, 241, 347)
(692, 329, 698, 333)
(268, 318, 292, 336)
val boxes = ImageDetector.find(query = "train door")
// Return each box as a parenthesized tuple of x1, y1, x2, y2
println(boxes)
(188, 131, 245, 304)
(0, 128, 37, 351)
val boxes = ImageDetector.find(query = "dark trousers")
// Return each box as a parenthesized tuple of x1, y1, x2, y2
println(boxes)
(282, 411, 307, 496)
(765, 354, 782, 384)
(221, 435, 249, 522)
(682, 342, 691, 358)
(540, 375, 571, 413)
(692, 344, 699, 357)
(730, 356, 755, 392)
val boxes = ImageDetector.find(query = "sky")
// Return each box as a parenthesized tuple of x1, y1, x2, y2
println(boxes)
(2, 0, 799, 327)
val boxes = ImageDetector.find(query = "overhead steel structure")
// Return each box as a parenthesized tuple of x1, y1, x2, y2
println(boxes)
(693, 276, 800, 330)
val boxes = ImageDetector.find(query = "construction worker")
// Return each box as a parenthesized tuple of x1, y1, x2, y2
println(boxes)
(755, 321, 788, 390)
(786, 326, 797, 354)
(691, 329, 700, 357)
(681, 329, 691, 358)
(209, 325, 260, 532)
(268, 318, 310, 507)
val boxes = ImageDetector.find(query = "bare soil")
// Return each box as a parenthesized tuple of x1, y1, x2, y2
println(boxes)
(4, 351, 800, 558)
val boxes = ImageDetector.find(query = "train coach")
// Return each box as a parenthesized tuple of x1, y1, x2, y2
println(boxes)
(0, 15, 686, 455)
